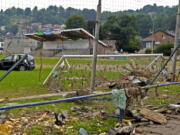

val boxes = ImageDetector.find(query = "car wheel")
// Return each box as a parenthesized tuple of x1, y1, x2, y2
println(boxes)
(19, 65, 26, 71)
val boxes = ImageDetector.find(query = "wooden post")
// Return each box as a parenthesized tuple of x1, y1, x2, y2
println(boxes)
(172, 0, 180, 81)
(90, 0, 102, 91)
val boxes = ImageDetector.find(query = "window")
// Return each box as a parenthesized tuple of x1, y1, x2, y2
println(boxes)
(146, 42, 152, 48)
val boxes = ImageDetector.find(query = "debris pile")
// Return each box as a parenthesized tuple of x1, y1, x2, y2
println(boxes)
(102, 104, 180, 135)
(0, 101, 179, 134)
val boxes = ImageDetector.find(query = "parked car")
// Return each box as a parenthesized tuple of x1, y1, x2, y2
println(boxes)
(0, 54, 35, 71)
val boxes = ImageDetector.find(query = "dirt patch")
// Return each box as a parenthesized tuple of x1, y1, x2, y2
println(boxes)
(143, 115, 180, 135)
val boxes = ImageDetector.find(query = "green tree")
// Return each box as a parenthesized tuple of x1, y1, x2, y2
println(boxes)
(102, 14, 140, 52)
(0, 14, 9, 26)
(25, 8, 31, 16)
(136, 14, 152, 37)
(65, 14, 87, 29)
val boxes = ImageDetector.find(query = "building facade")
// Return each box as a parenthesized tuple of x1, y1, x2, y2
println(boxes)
(142, 30, 175, 48)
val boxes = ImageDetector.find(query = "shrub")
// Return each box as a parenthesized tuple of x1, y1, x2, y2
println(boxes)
(145, 48, 152, 54)
(154, 43, 174, 56)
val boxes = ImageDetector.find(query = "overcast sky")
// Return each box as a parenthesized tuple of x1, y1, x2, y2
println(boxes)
(0, 0, 178, 11)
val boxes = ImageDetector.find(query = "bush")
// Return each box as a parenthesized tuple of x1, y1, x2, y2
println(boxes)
(145, 48, 152, 54)
(154, 43, 174, 56)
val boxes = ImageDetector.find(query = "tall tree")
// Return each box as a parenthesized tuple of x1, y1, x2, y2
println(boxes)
(0, 14, 9, 26)
(25, 8, 31, 16)
(102, 14, 140, 52)
(65, 14, 87, 29)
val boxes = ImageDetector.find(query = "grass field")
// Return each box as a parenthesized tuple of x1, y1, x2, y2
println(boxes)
(0, 55, 179, 134)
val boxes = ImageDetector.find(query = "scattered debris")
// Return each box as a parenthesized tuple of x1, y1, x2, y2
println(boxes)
(139, 108, 167, 125)
(168, 103, 180, 109)
(71, 106, 81, 112)
(108, 121, 134, 135)
(0, 111, 8, 124)
(63, 91, 77, 98)
(54, 110, 68, 126)
(76, 90, 90, 96)
(135, 127, 144, 134)
(79, 128, 88, 135)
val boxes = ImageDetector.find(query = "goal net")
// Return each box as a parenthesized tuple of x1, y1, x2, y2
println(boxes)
(44, 54, 164, 91)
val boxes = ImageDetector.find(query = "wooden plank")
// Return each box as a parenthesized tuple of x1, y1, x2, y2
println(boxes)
(139, 108, 167, 125)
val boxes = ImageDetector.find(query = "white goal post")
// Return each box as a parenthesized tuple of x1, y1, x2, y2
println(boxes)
(43, 54, 163, 85)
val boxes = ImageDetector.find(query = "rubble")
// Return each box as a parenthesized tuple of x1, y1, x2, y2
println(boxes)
(108, 121, 134, 135)
(79, 128, 88, 135)
(0, 111, 8, 124)
(139, 108, 167, 125)
(63, 90, 90, 98)
(54, 110, 68, 126)
(76, 90, 90, 96)
(168, 103, 180, 109)
(63, 91, 77, 98)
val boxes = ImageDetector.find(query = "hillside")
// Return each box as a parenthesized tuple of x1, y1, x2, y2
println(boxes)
(0, 4, 178, 37)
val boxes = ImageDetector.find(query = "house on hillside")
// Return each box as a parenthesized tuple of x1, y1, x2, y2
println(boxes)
(25, 28, 110, 57)
(142, 30, 175, 48)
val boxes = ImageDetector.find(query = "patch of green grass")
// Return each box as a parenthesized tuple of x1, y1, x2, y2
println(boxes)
(26, 124, 63, 135)
(0, 54, 5, 59)
(34, 57, 156, 66)
(0, 68, 51, 98)
(27, 125, 45, 135)
(35, 57, 59, 66)
(146, 85, 180, 106)
(68, 57, 155, 65)
(68, 58, 129, 65)
(66, 117, 118, 135)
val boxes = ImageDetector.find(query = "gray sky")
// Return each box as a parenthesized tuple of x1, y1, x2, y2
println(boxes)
(0, 0, 178, 11)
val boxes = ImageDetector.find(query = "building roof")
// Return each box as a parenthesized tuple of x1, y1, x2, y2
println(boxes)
(25, 28, 107, 47)
(145, 29, 175, 38)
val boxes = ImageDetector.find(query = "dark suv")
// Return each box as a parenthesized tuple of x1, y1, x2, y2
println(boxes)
(0, 54, 35, 71)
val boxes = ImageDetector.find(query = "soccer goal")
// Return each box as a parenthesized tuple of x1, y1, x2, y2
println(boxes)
(43, 54, 163, 91)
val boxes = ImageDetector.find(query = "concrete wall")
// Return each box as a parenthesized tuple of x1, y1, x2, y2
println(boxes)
(89, 39, 111, 55)
(43, 39, 90, 56)
(4, 38, 39, 54)
(43, 39, 89, 50)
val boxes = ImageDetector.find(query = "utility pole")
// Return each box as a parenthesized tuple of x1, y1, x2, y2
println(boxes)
(149, 12, 156, 53)
(90, 0, 102, 91)
(152, 17, 155, 53)
(172, 0, 180, 81)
